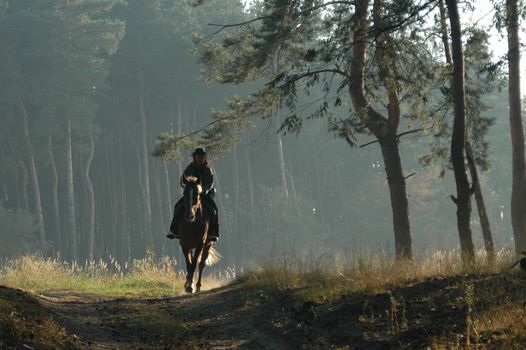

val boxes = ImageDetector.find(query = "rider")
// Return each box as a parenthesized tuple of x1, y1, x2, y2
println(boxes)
(167, 147, 220, 242)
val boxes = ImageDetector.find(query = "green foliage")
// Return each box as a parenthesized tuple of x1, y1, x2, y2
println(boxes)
(190, 0, 445, 152)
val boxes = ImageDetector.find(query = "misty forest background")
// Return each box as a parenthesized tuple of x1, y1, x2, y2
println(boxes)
(0, 0, 520, 269)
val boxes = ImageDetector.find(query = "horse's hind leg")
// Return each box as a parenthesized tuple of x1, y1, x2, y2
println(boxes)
(196, 245, 211, 293)
(183, 248, 195, 293)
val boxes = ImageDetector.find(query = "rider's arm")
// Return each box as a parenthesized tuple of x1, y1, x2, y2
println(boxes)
(180, 165, 193, 188)
(202, 167, 214, 193)
(179, 175, 185, 188)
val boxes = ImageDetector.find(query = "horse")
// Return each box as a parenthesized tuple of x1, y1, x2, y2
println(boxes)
(177, 175, 220, 293)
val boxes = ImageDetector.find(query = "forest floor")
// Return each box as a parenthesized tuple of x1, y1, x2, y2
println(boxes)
(2, 270, 526, 349)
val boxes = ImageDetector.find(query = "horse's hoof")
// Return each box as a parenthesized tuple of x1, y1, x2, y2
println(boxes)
(185, 286, 193, 293)
(196, 287, 201, 293)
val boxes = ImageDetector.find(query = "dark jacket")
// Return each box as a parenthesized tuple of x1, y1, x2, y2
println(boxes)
(180, 162, 214, 194)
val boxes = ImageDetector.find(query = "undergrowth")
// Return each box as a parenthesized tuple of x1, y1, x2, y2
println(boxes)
(236, 248, 526, 349)
(238, 249, 515, 303)
(0, 251, 189, 297)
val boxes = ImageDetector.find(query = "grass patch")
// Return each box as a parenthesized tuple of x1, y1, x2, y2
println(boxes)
(237, 249, 515, 304)
(0, 251, 185, 297)
(234, 249, 526, 349)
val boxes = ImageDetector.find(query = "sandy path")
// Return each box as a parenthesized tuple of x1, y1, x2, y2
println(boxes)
(38, 286, 293, 350)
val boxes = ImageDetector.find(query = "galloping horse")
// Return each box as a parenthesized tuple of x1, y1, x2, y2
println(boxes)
(178, 175, 219, 293)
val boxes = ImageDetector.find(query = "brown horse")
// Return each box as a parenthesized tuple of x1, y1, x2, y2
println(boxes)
(178, 176, 220, 293)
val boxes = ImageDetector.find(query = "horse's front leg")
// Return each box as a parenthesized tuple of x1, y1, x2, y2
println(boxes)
(196, 244, 211, 293)
(183, 248, 195, 293)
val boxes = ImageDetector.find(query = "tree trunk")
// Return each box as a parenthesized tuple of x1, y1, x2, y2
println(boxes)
(176, 99, 183, 176)
(153, 161, 166, 255)
(129, 127, 145, 244)
(349, 0, 412, 259)
(18, 160, 30, 213)
(277, 133, 289, 198)
(163, 159, 175, 257)
(380, 133, 413, 258)
(108, 135, 119, 257)
(445, 0, 475, 262)
(66, 116, 78, 261)
(118, 130, 131, 262)
(244, 148, 257, 237)
(232, 151, 241, 266)
(48, 134, 62, 254)
(211, 167, 230, 262)
(139, 66, 154, 250)
(439, 0, 452, 65)
(20, 99, 46, 246)
(441, 0, 491, 259)
(506, 0, 526, 253)
(85, 132, 96, 260)
(465, 142, 495, 259)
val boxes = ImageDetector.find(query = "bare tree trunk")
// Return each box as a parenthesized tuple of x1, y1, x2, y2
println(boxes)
(153, 161, 166, 255)
(48, 134, 62, 254)
(20, 99, 46, 246)
(506, 0, 526, 253)
(7, 138, 28, 212)
(380, 133, 413, 258)
(439, 0, 452, 64)
(244, 148, 256, 237)
(65, 116, 78, 261)
(350, 0, 412, 259)
(18, 160, 30, 213)
(177, 99, 184, 176)
(139, 67, 154, 250)
(85, 132, 96, 260)
(129, 127, 145, 243)
(163, 159, 175, 257)
(440, 0, 490, 259)
(445, 0, 475, 262)
(232, 151, 241, 266)
(275, 114, 289, 198)
(211, 167, 229, 261)
(465, 142, 495, 258)
(108, 135, 119, 257)
(118, 130, 131, 262)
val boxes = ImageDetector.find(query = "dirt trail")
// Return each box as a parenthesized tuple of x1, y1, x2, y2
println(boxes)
(21, 272, 526, 349)
(38, 285, 293, 350)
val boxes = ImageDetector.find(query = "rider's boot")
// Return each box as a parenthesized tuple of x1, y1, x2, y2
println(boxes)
(208, 222, 219, 242)
(167, 224, 181, 240)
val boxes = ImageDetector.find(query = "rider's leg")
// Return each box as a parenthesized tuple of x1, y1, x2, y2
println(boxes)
(167, 198, 184, 239)
(204, 197, 219, 241)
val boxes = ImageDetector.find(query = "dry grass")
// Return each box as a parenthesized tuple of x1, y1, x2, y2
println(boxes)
(239, 248, 516, 302)
(238, 248, 526, 349)
(0, 251, 189, 297)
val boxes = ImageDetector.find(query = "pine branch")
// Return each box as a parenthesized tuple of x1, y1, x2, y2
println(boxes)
(207, 16, 268, 37)
(371, 0, 440, 40)
(359, 128, 422, 148)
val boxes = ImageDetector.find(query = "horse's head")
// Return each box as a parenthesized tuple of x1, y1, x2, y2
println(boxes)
(183, 175, 203, 222)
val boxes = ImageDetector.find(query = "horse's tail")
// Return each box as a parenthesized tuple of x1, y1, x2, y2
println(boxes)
(206, 246, 221, 266)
